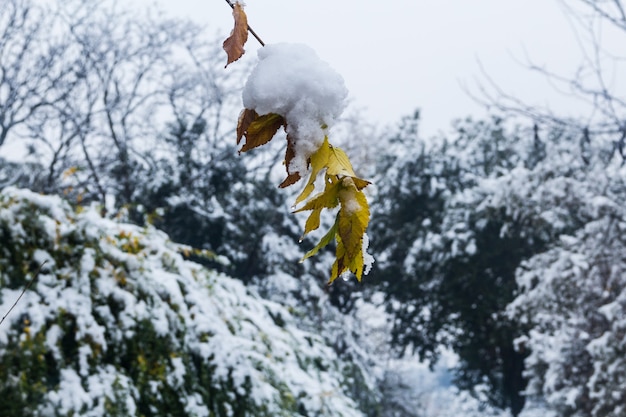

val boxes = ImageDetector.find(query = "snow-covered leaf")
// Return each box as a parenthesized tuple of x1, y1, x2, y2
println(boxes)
(237, 111, 286, 153)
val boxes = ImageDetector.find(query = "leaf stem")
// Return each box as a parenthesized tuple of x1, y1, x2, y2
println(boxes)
(0, 261, 47, 327)
(224, 0, 266, 46)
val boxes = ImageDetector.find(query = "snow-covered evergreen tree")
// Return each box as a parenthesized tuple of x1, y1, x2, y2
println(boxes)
(507, 141, 626, 416)
(371, 107, 626, 416)
(371, 115, 550, 415)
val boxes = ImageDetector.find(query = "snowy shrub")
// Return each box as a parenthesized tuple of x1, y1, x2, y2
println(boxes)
(0, 187, 374, 417)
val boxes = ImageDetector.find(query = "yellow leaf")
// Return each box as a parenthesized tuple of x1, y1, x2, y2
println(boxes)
(303, 208, 323, 236)
(223, 2, 248, 67)
(295, 137, 331, 205)
(294, 179, 341, 214)
(327, 145, 357, 177)
(294, 179, 341, 238)
(329, 233, 366, 284)
(329, 238, 346, 284)
(293, 138, 370, 206)
(321, 177, 370, 283)
(347, 241, 365, 281)
(327, 146, 371, 189)
(337, 178, 370, 263)
(301, 218, 338, 262)
(297, 176, 370, 284)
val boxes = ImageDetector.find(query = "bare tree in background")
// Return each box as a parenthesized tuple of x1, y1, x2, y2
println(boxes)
(0, 0, 74, 148)
(0, 0, 243, 211)
(0, 0, 83, 190)
(477, 0, 626, 160)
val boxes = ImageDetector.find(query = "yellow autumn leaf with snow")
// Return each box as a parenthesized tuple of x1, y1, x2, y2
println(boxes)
(236, 115, 374, 281)
(295, 177, 342, 236)
(293, 143, 371, 283)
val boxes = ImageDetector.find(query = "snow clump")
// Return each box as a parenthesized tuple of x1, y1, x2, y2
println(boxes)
(242, 43, 349, 175)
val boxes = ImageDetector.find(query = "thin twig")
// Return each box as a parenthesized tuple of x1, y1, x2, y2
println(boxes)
(0, 261, 47, 327)
(224, 0, 265, 46)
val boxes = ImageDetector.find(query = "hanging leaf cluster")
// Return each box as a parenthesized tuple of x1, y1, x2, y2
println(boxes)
(223, 2, 372, 283)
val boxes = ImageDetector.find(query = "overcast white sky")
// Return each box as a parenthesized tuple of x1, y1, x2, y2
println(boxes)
(113, 1, 624, 136)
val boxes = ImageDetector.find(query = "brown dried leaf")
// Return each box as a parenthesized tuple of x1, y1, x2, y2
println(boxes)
(279, 134, 302, 188)
(279, 171, 301, 188)
(223, 2, 249, 67)
(237, 108, 258, 145)
(239, 112, 285, 153)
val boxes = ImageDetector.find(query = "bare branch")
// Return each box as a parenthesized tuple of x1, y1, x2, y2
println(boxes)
(470, 0, 626, 153)
(0, 261, 47, 327)
(223, 0, 266, 47)
(575, 0, 626, 31)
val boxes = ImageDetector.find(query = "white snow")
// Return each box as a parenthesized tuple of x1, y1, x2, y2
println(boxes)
(361, 233, 375, 275)
(242, 43, 348, 175)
